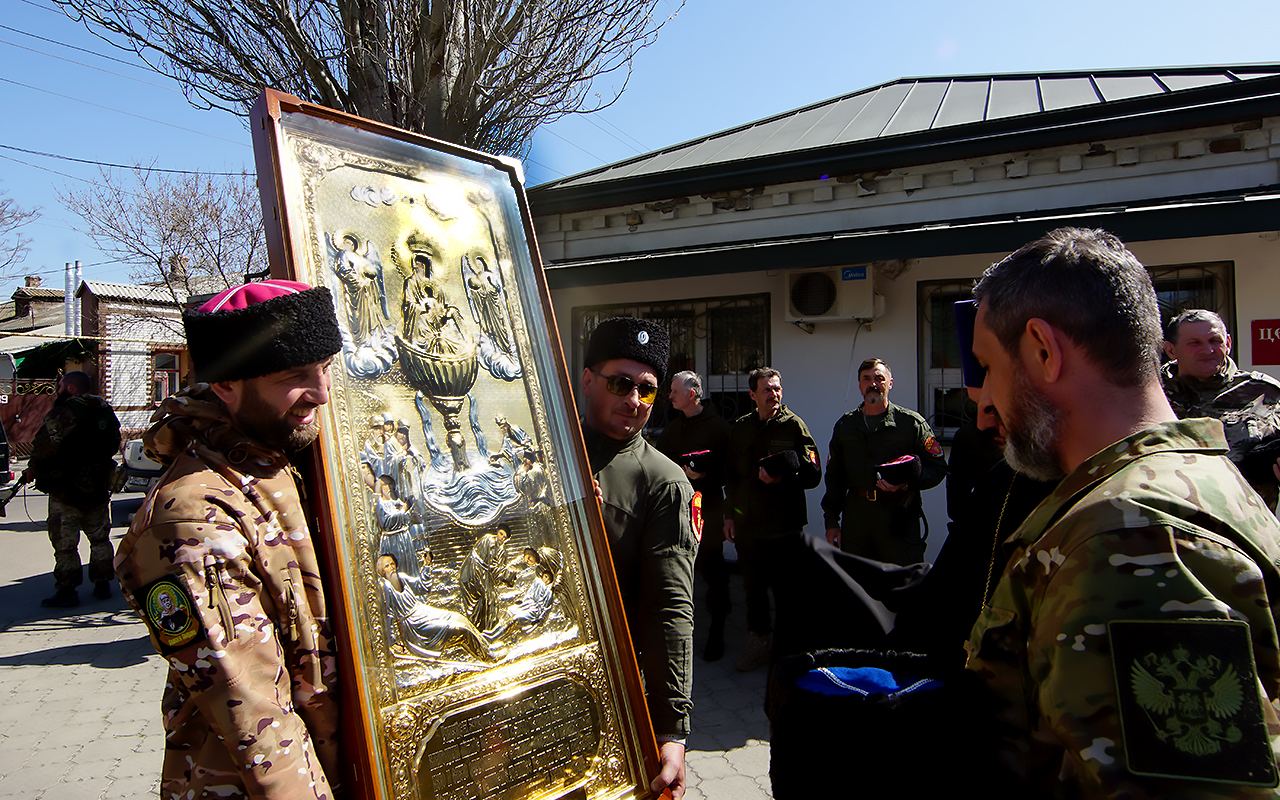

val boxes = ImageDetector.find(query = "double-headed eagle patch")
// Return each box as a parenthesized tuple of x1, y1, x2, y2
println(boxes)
(1109, 619, 1277, 786)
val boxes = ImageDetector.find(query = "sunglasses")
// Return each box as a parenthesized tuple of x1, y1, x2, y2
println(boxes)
(592, 369, 659, 405)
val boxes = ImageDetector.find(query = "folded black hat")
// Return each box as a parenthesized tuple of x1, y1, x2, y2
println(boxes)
(877, 454, 921, 486)
(760, 449, 801, 478)
(678, 449, 714, 474)
(1240, 433, 1280, 485)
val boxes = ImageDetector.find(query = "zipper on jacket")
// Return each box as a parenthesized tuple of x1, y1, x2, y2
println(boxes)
(282, 570, 301, 644)
(204, 558, 234, 640)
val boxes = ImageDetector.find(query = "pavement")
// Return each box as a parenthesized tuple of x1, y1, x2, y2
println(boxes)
(0, 477, 775, 799)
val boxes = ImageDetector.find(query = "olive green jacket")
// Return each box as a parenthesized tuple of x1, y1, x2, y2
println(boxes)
(585, 426, 697, 737)
(967, 419, 1280, 797)
(726, 405, 822, 539)
(820, 402, 947, 536)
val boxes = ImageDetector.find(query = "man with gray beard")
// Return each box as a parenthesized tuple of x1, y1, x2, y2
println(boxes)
(966, 227, 1280, 797)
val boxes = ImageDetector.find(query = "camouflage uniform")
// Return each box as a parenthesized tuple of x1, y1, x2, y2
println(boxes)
(115, 388, 340, 799)
(28, 392, 120, 590)
(1161, 357, 1280, 512)
(966, 419, 1280, 797)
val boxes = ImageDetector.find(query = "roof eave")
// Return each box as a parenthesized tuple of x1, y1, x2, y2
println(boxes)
(529, 76, 1280, 215)
(541, 188, 1280, 289)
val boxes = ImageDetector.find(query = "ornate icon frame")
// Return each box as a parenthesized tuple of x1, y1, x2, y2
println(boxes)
(251, 89, 659, 800)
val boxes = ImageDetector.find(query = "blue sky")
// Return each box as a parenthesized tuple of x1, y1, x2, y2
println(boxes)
(1, 0, 1276, 299)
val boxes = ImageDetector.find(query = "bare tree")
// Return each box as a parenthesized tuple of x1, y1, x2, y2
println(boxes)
(53, 0, 680, 156)
(60, 168, 264, 336)
(0, 191, 39, 278)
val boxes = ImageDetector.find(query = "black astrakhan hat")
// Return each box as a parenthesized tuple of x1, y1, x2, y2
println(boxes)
(183, 279, 343, 383)
(584, 316, 670, 382)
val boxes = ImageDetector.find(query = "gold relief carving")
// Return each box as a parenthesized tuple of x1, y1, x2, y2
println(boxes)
(262, 101, 654, 799)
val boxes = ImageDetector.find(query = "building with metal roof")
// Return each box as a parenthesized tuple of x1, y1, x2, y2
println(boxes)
(528, 63, 1280, 549)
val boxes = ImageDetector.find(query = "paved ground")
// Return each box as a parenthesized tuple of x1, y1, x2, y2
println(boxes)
(0, 475, 774, 799)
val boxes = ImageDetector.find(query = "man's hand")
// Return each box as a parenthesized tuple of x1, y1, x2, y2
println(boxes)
(681, 464, 705, 481)
(758, 466, 780, 485)
(875, 478, 907, 493)
(825, 527, 841, 547)
(592, 478, 602, 505)
(651, 740, 687, 799)
(723, 518, 735, 542)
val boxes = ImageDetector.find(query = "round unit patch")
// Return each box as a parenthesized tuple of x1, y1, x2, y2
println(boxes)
(141, 575, 205, 653)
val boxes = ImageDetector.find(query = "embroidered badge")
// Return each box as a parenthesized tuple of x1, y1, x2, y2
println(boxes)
(923, 435, 942, 457)
(637, 330, 649, 345)
(1109, 619, 1277, 786)
(806, 445, 819, 466)
(690, 491, 703, 542)
(140, 575, 206, 655)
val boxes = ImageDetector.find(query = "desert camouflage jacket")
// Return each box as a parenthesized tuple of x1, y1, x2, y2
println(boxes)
(114, 387, 340, 799)
(1161, 357, 1280, 509)
(967, 419, 1280, 798)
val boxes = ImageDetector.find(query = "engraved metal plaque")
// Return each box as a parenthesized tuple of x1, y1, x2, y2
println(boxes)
(251, 90, 658, 800)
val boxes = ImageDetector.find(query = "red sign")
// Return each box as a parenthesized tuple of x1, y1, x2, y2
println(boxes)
(1252, 319, 1280, 365)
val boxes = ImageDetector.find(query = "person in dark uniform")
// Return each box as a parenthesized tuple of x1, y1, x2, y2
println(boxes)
(821, 358, 947, 565)
(580, 316, 697, 800)
(24, 370, 122, 607)
(890, 304, 1055, 667)
(725, 367, 822, 672)
(657, 370, 732, 662)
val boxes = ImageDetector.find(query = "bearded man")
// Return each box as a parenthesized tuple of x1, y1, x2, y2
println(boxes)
(966, 228, 1280, 797)
(114, 280, 344, 798)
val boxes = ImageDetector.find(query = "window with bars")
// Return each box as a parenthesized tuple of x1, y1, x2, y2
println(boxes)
(917, 261, 1235, 441)
(153, 351, 182, 405)
(571, 293, 770, 426)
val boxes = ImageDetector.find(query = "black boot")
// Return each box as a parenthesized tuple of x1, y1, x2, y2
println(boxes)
(41, 587, 79, 608)
(93, 580, 112, 600)
(703, 618, 726, 662)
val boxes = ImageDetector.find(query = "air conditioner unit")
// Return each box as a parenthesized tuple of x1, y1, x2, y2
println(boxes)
(784, 266, 876, 322)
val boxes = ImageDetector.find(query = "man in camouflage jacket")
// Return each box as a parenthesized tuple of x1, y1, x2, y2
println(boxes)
(115, 280, 344, 799)
(1160, 308, 1280, 513)
(967, 228, 1280, 797)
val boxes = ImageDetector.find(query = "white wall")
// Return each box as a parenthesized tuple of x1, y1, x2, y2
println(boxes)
(548, 231, 1280, 560)
(104, 302, 183, 431)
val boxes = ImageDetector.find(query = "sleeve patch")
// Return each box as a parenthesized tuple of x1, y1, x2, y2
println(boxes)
(922, 435, 943, 457)
(806, 445, 819, 466)
(1108, 619, 1277, 787)
(690, 491, 703, 542)
(139, 574, 207, 655)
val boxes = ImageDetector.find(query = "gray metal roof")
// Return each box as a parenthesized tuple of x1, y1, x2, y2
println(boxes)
(537, 64, 1280, 191)
(78, 280, 187, 304)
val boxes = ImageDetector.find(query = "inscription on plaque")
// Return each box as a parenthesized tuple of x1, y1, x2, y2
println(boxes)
(417, 677, 602, 799)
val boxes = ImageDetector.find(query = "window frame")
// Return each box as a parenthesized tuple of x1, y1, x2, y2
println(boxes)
(916, 261, 1237, 442)
(571, 292, 771, 425)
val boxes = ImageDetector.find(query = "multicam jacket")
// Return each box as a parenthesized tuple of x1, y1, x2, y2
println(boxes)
(1161, 357, 1280, 511)
(967, 419, 1280, 797)
(114, 387, 340, 799)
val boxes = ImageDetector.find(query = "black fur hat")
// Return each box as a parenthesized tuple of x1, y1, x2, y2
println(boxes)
(183, 279, 342, 383)
(584, 316, 670, 382)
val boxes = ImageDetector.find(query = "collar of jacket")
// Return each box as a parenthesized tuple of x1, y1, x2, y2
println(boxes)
(1010, 418, 1228, 547)
(1162, 355, 1240, 394)
(143, 384, 291, 477)
(583, 421, 644, 470)
(754, 404, 797, 427)
(856, 401, 901, 427)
